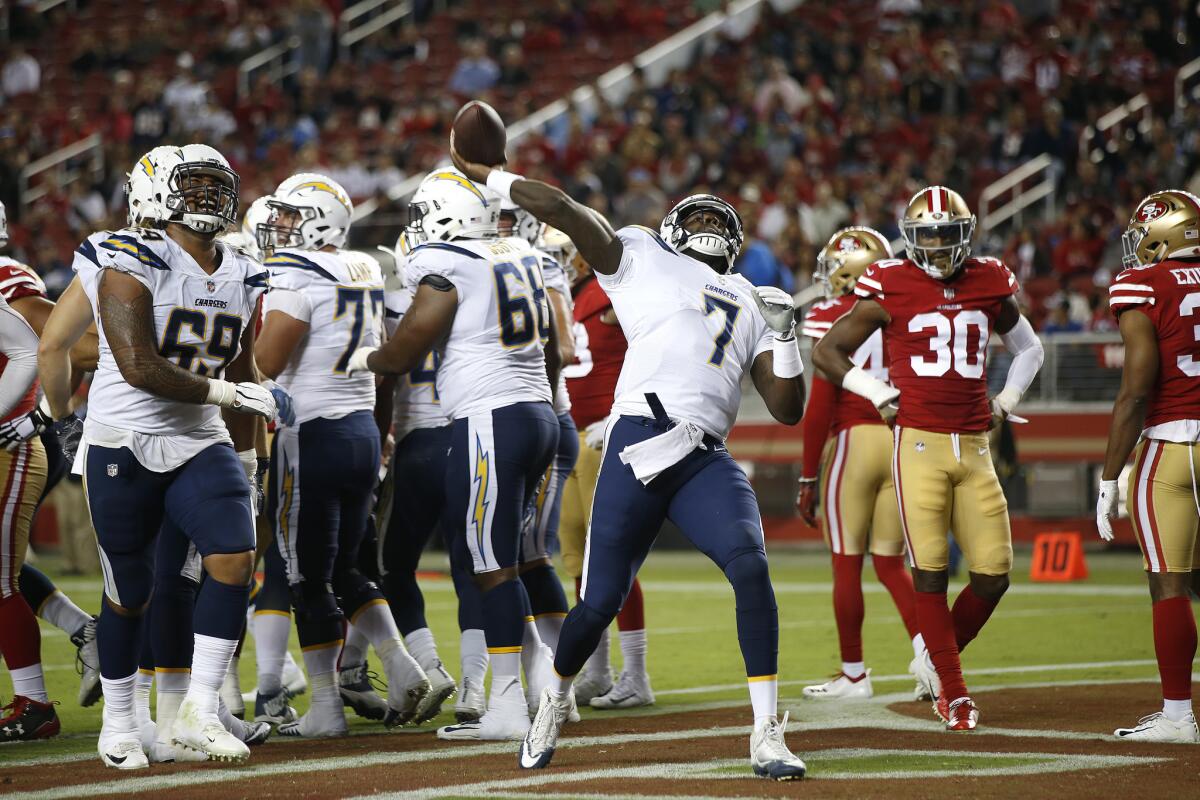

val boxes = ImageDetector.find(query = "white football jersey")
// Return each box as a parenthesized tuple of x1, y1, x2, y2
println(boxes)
(262, 248, 384, 424)
(598, 226, 774, 440)
(404, 238, 552, 419)
(384, 286, 449, 438)
(81, 227, 269, 440)
(537, 248, 572, 417)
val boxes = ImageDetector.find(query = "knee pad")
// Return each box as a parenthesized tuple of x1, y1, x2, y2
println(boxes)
(290, 580, 341, 624)
(333, 567, 383, 618)
(723, 549, 776, 612)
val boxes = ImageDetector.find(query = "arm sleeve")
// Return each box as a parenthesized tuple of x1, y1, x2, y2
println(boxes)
(800, 374, 836, 479)
(0, 300, 41, 418)
(996, 315, 1044, 409)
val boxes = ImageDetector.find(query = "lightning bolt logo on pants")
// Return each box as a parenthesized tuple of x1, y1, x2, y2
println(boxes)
(473, 434, 490, 552)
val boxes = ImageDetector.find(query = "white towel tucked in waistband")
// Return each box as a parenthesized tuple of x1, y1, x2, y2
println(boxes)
(618, 421, 706, 485)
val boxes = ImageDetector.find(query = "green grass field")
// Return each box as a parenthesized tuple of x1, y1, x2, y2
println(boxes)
(7, 544, 1161, 767)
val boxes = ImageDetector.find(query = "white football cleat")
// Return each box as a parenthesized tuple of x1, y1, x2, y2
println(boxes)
(572, 668, 613, 706)
(72, 618, 102, 707)
(98, 733, 149, 770)
(439, 680, 528, 741)
(1115, 712, 1200, 743)
(149, 739, 209, 764)
(802, 670, 873, 699)
(278, 707, 349, 739)
(750, 712, 806, 781)
(455, 675, 486, 723)
(590, 671, 654, 710)
(909, 651, 941, 702)
(413, 662, 457, 724)
(519, 687, 572, 769)
(172, 698, 250, 762)
(382, 649, 432, 728)
(220, 659, 245, 719)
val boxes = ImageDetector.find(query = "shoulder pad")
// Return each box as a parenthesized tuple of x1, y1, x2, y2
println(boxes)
(265, 250, 339, 282)
(98, 230, 172, 271)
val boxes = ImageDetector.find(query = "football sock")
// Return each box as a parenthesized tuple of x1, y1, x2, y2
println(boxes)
(951, 583, 999, 652)
(186, 633, 237, 716)
(10, 664, 47, 703)
(619, 628, 647, 677)
(615, 577, 645, 631)
(873, 553, 920, 639)
(914, 590, 968, 702)
(97, 602, 142, 679)
(341, 622, 369, 668)
(460, 629, 489, 688)
(535, 614, 565, 654)
(841, 661, 866, 680)
(351, 600, 405, 655)
(37, 590, 91, 637)
(100, 673, 138, 733)
(154, 671, 189, 743)
(134, 669, 154, 732)
(404, 627, 441, 673)
(254, 611, 292, 695)
(0, 592, 41, 671)
(301, 641, 341, 702)
(1153, 595, 1196, 709)
(748, 675, 778, 723)
(912, 632, 927, 659)
(582, 627, 612, 680)
(725, 550, 779, 679)
(831, 553, 865, 664)
(16, 564, 56, 616)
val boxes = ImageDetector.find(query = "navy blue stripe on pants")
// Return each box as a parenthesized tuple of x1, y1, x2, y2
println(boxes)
(555, 415, 779, 679)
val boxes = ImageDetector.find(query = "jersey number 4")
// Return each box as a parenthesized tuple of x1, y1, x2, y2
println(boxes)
(494, 257, 550, 347)
(159, 310, 242, 377)
(908, 310, 989, 379)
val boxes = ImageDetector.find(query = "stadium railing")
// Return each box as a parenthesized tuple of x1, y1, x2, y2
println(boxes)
(338, 0, 419, 49)
(978, 154, 1057, 236)
(237, 35, 302, 100)
(18, 132, 103, 213)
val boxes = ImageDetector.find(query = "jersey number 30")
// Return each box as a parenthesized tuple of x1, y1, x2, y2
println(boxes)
(908, 310, 989, 378)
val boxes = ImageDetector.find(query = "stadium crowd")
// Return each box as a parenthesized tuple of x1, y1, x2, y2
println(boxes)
(1, 0, 1198, 324)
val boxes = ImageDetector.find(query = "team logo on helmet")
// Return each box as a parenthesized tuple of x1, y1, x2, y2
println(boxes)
(835, 235, 862, 253)
(1137, 200, 1169, 223)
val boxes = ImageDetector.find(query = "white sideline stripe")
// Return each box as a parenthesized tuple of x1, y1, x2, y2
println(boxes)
(14, 674, 1165, 792)
(356, 750, 1164, 799)
(652, 603, 1142, 635)
(656, 657, 1168, 697)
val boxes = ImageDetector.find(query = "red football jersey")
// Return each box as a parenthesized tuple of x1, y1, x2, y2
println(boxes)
(1109, 259, 1200, 427)
(854, 256, 1018, 434)
(565, 276, 627, 429)
(0, 257, 46, 422)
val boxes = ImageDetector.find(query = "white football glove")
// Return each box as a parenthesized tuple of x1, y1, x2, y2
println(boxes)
(0, 405, 52, 452)
(346, 346, 378, 377)
(751, 286, 796, 336)
(206, 379, 278, 419)
(1096, 479, 1119, 542)
(583, 418, 608, 450)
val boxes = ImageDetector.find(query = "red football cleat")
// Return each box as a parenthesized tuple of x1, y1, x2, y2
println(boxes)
(935, 696, 979, 731)
(0, 695, 61, 741)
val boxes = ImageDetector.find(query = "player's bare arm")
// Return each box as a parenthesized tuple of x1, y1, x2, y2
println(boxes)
(255, 309, 310, 380)
(364, 280, 457, 374)
(37, 276, 97, 418)
(98, 269, 211, 404)
(812, 299, 898, 418)
(750, 351, 805, 425)
(547, 287, 575, 366)
(450, 146, 624, 275)
(544, 298, 563, 399)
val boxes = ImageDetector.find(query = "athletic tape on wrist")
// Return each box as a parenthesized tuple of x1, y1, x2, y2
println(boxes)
(486, 170, 523, 200)
(772, 335, 803, 379)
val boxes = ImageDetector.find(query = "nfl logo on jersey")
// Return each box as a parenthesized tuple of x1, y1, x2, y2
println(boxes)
(206, 279, 217, 293)
(106, 464, 118, 477)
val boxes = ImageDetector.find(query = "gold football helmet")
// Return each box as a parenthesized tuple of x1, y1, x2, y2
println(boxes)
(1122, 189, 1200, 268)
(899, 186, 976, 279)
(539, 224, 586, 282)
(816, 226, 893, 297)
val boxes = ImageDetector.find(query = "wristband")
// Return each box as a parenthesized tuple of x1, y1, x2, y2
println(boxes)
(772, 335, 803, 379)
(797, 476, 817, 484)
(485, 170, 523, 201)
(237, 448, 257, 484)
(842, 366, 899, 409)
(206, 378, 237, 408)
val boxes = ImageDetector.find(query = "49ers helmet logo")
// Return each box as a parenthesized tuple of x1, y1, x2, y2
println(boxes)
(835, 235, 862, 253)
(1137, 200, 1169, 223)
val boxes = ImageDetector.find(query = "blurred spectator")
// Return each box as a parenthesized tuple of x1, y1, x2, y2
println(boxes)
(755, 57, 809, 118)
(800, 181, 849, 249)
(2, 45, 40, 97)
(162, 53, 209, 124)
(1041, 300, 1084, 335)
(497, 44, 531, 90)
(448, 37, 500, 95)
(614, 168, 666, 229)
(291, 0, 334, 75)
(1051, 219, 1105, 278)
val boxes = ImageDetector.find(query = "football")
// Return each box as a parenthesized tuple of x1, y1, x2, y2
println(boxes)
(451, 100, 507, 166)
